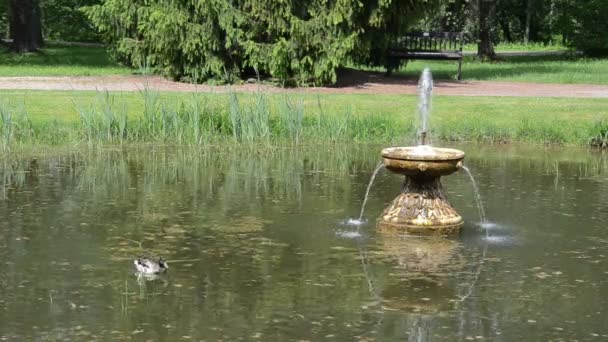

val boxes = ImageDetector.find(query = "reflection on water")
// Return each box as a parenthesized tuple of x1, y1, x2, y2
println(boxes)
(0, 145, 607, 340)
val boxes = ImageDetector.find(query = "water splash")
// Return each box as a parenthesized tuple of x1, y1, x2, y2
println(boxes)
(483, 235, 518, 246)
(357, 161, 385, 221)
(343, 218, 367, 226)
(417, 68, 433, 145)
(335, 230, 363, 239)
(461, 165, 487, 230)
(478, 222, 498, 230)
(409, 144, 437, 156)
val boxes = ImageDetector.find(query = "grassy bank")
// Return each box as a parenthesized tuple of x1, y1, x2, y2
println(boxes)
(0, 89, 607, 150)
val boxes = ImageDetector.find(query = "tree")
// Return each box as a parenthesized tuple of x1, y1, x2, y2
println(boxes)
(83, 0, 444, 85)
(8, 0, 43, 52)
(524, 0, 534, 43)
(477, 0, 497, 59)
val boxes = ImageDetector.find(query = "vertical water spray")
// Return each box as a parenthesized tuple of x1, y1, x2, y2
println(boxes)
(417, 68, 433, 146)
(378, 68, 465, 234)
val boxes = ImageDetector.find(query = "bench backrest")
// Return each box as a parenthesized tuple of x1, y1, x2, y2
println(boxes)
(392, 32, 464, 53)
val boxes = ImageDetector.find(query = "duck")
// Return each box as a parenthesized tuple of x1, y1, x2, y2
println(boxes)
(133, 256, 168, 274)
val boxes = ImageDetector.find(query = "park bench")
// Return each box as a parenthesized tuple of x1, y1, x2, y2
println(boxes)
(386, 32, 465, 80)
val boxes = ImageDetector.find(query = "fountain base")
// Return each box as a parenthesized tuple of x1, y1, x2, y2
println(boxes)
(377, 176, 463, 235)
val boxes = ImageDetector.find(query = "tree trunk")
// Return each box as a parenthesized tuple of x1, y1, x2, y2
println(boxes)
(499, 18, 512, 42)
(9, 0, 44, 53)
(477, 0, 497, 60)
(524, 0, 533, 44)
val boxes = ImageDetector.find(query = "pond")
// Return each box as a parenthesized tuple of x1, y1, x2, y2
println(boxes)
(0, 144, 606, 340)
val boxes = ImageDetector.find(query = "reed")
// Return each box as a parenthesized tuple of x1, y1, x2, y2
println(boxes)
(228, 89, 272, 143)
(588, 120, 608, 148)
(0, 103, 14, 151)
(76, 91, 128, 145)
(314, 94, 351, 142)
(279, 94, 304, 145)
(0, 89, 607, 151)
(0, 101, 37, 151)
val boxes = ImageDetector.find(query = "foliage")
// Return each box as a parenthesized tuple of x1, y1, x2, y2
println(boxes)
(41, 0, 102, 42)
(424, 0, 608, 56)
(564, 0, 608, 56)
(82, 0, 442, 85)
(0, 1, 7, 40)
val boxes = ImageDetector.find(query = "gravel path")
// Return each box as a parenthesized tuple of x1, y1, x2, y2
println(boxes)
(0, 71, 607, 98)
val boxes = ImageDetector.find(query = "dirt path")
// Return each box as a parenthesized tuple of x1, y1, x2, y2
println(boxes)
(0, 71, 607, 98)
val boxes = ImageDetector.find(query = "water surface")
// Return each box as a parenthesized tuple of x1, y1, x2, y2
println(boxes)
(0, 145, 607, 341)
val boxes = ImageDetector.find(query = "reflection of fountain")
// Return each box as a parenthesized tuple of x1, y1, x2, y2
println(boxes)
(377, 69, 465, 234)
(378, 233, 464, 310)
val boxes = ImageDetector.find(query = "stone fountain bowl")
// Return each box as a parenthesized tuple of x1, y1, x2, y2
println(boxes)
(381, 146, 465, 178)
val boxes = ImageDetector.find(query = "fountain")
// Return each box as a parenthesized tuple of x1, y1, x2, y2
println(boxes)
(377, 68, 465, 235)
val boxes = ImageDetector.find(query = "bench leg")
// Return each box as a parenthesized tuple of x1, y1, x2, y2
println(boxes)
(457, 59, 462, 80)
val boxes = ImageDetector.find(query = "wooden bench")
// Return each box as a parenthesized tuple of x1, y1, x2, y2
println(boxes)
(386, 32, 465, 80)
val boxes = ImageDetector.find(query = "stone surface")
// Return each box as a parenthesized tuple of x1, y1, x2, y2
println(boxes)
(377, 178, 463, 234)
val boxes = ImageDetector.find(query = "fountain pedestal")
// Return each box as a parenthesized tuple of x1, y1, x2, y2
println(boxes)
(377, 146, 465, 235)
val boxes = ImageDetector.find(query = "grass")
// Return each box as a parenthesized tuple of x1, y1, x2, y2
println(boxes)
(462, 41, 569, 53)
(0, 89, 607, 150)
(381, 54, 608, 84)
(0, 43, 131, 76)
(1, 43, 607, 85)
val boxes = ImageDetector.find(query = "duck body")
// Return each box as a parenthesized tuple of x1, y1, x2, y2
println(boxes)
(134, 257, 168, 274)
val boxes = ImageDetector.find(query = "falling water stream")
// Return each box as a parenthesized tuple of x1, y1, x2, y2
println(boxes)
(461, 165, 487, 228)
(358, 161, 385, 221)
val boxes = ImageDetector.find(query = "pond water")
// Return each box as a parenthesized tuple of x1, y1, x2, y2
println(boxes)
(0, 144, 607, 341)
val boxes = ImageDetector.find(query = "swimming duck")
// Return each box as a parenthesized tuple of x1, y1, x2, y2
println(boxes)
(134, 256, 168, 274)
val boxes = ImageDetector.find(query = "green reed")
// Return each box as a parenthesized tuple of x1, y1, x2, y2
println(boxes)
(0, 101, 36, 151)
(0, 103, 14, 151)
(279, 94, 304, 145)
(314, 93, 351, 142)
(76, 91, 128, 145)
(229, 88, 271, 143)
(588, 120, 608, 148)
(1, 89, 608, 150)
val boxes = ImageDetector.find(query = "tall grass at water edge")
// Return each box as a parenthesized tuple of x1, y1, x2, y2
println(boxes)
(0, 89, 607, 151)
(0, 101, 36, 151)
(72, 87, 401, 147)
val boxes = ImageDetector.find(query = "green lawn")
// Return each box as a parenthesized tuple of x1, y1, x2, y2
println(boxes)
(1, 44, 607, 86)
(0, 43, 131, 76)
(392, 55, 608, 84)
(462, 41, 569, 53)
(0, 90, 606, 147)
